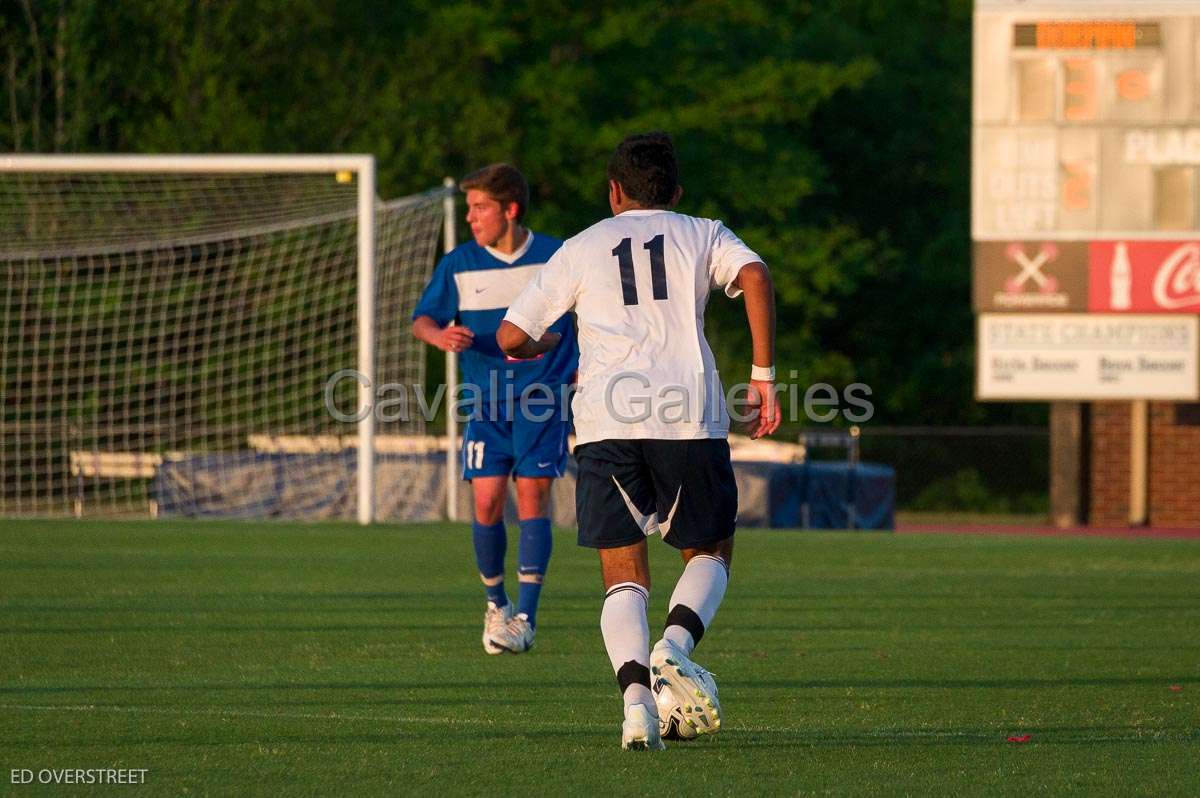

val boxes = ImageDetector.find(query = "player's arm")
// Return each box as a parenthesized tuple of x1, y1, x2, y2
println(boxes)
(732, 261, 781, 439)
(411, 315, 474, 353)
(499, 246, 578, 359)
(497, 321, 561, 359)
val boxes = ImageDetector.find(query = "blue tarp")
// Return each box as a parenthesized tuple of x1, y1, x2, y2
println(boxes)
(155, 451, 895, 530)
(155, 451, 354, 518)
(849, 463, 896, 530)
(155, 451, 445, 520)
(733, 460, 894, 530)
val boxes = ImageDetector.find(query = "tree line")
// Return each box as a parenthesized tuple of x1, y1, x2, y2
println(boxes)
(1, 0, 1038, 427)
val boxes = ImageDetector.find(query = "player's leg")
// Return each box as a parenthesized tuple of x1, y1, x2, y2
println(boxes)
(666, 537, 733, 656)
(463, 419, 516, 654)
(599, 542, 653, 706)
(576, 440, 664, 750)
(599, 542, 653, 712)
(483, 476, 552, 653)
(647, 439, 738, 737)
(472, 474, 509, 606)
(486, 409, 567, 651)
(508, 408, 568, 629)
(514, 476, 552, 625)
(600, 541, 663, 750)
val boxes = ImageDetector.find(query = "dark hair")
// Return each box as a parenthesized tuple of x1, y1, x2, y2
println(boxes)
(606, 132, 678, 206)
(460, 163, 529, 221)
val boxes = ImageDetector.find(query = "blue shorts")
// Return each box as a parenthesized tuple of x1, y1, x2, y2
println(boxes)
(462, 410, 571, 480)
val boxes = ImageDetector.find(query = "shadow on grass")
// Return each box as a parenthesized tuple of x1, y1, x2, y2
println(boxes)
(726, 675, 1200, 690)
(9, 620, 1162, 635)
(0, 680, 598, 694)
(726, 725, 1200, 748)
(3, 718, 1196, 751)
(3, 674, 1196, 696)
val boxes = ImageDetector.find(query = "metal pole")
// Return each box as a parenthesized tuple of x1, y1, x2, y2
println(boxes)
(443, 177, 459, 522)
(356, 159, 377, 525)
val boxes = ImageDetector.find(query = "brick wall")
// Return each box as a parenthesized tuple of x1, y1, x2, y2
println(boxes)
(1089, 401, 1200, 528)
(1148, 402, 1200, 527)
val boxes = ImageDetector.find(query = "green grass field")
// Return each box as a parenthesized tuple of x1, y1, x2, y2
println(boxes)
(1, 521, 1197, 796)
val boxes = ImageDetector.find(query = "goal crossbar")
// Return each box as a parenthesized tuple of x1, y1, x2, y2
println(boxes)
(0, 154, 375, 174)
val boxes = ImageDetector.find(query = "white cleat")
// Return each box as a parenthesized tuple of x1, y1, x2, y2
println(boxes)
(482, 601, 513, 655)
(621, 703, 666, 751)
(489, 612, 535, 654)
(650, 638, 722, 737)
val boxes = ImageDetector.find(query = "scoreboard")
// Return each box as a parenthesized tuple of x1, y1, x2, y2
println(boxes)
(974, 1, 1200, 239)
(973, 0, 1200, 400)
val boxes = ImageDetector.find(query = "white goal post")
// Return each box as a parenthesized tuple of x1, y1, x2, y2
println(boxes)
(0, 154, 451, 524)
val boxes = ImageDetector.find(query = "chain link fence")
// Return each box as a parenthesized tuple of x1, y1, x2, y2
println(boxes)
(797, 426, 1050, 522)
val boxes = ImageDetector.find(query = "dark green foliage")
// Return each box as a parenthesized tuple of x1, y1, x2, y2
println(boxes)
(1, 1, 1023, 424)
(909, 467, 1049, 514)
(858, 430, 1049, 508)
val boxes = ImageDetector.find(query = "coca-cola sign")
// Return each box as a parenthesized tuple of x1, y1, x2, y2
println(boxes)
(1090, 241, 1200, 312)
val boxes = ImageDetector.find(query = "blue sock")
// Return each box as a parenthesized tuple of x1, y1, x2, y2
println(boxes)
(472, 520, 508, 608)
(517, 518, 553, 626)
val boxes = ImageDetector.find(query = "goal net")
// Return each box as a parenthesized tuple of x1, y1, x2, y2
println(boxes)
(1, 156, 449, 522)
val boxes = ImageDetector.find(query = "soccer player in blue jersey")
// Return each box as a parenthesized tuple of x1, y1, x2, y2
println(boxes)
(412, 164, 578, 654)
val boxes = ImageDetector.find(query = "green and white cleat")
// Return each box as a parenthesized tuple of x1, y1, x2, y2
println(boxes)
(482, 601, 513, 655)
(650, 638, 721, 737)
(621, 703, 666, 751)
(489, 612, 535, 654)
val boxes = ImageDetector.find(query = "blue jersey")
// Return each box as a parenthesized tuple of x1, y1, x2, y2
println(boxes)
(413, 232, 578, 408)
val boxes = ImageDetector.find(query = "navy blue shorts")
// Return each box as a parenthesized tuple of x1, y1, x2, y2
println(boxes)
(574, 438, 738, 550)
(462, 409, 570, 480)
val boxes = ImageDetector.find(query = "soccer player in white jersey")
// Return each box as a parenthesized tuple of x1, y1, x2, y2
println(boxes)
(497, 132, 780, 750)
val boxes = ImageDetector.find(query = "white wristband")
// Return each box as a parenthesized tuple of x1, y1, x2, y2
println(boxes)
(750, 364, 775, 381)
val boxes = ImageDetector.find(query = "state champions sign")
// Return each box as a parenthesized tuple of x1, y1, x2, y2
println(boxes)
(977, 313, 1199, 400)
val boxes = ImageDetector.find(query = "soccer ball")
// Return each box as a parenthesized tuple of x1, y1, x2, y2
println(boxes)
(653, 677, 699, 741)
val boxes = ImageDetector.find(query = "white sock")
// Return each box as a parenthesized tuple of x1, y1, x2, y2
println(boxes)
(601, 581, 654, 711)
(662, 554, 729, 655)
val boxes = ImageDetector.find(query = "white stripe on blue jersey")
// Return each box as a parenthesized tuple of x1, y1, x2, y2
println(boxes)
(454, 263, 543, 312)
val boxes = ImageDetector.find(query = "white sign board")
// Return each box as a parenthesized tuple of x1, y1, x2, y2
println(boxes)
(977, 313, 1199, 399)
(973, 4, 1200, 240)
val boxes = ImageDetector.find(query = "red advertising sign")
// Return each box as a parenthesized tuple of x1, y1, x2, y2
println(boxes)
(1089, 241, 1200, 313)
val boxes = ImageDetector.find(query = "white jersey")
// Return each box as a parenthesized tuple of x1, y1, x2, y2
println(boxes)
(504, 209, 760, 445)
